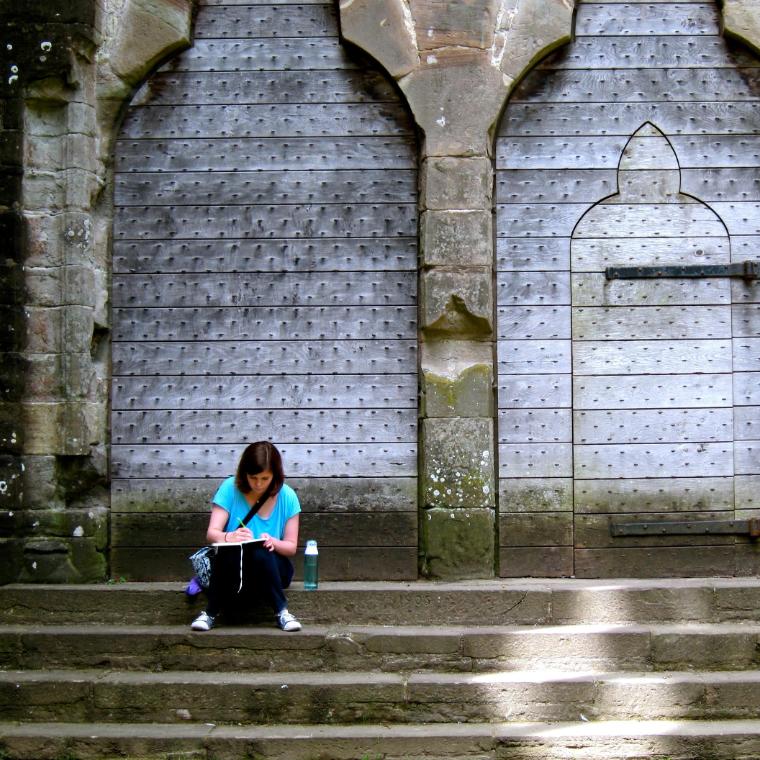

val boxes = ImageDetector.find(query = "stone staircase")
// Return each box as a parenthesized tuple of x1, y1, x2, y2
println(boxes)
(2, 579, 760, 758)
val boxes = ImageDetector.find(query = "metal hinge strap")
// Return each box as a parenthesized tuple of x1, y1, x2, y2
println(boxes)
(605, 261, 758, 281)
(610, 519, 760, 538)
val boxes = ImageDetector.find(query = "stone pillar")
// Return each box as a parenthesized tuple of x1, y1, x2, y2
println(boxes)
(0, 0, 194, 583)
(339, 0, 574, 578)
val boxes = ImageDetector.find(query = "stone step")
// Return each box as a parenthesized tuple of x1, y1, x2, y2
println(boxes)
(2, 719, 760, 759)
(4, 668, 760, 725)
(3, 622, 760, 673)
(4, 578, 760, 626)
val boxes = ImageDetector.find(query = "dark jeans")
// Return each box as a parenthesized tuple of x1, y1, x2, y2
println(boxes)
(205, 543, 294, 618)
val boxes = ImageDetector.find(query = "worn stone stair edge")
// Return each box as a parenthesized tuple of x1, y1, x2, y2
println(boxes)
(4, 718, 760, 739)
(7, 667, 760, 686)
(5, 578, 760, 627)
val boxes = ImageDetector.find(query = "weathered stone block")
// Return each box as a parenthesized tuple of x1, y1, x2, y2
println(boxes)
(24, 213, 61, 268)
(0, 454, 24, 509)
(422, 362, 493, 417)
(19, 537, 106, 583)
(399, 52, 509, 157)
(25, 306, 62, 353)
(421, 156, 492, 210)
(423, 417, 494, 508)
(494, 0, 574, 81)
(21, 455, 61, 509)
(338, 0, 419, 79)
(410, 0, 499, 50)
(421, 267, 493, 336)
(499, 477, 573, 512)
(26, 354, 64, 398)
(421, 506, 495, 579)
(0, 507, 108, 547)
(64, 306, 94, 353)
(109, 0, 195, 86)
(25, 266, 63, 307)
(723, 0, 760, 56)
(420, 210, 492, 266)
(21, 402, 63, 454)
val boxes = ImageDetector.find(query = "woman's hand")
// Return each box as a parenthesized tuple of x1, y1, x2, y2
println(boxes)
(260, 532, 276, 552)
(226, 526, 253, 543)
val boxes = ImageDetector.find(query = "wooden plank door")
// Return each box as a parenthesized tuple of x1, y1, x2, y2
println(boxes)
(496, 0, 760, 576)
(110, 0, 419, 580)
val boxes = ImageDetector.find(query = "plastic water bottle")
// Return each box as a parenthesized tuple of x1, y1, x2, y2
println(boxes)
(303, 539, 319, 590)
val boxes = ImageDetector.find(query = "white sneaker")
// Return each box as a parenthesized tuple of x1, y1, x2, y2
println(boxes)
(191, 611, 215, 631)
(277, 609, 302, 632)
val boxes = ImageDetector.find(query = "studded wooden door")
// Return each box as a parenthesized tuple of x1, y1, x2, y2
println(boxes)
(110, 1, 418, 580)
(496, 0, 760, 577)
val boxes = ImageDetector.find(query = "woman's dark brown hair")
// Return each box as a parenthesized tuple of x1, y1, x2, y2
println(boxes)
(235, 441, 285, 496)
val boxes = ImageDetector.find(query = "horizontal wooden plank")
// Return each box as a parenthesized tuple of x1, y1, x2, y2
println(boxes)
(734, 339, 760, 371)
(499, 512, 573, 547)
(573, 546, 736, 578)
(118, 103, 412, 139)
(111, 443, 418, 478)
(111, 546, 417, 581)
(111, 511, 416, 548)
(538, 36, 755, 70)
(733, 305, 760, 337)
(497, 134, 760, 168)
(498, 306, 571, 339)
(202, 0, 334, 5)
(115, 137, 417, 173)
(736, 475, 760, 509)
(498, 478, 573, 513)
(736, 441, 760, 474)
(498, 203, 729, 239)
(731, 280, 760, 304)
(497, 409, 572, 443)
(114, 203, 417, 240)
(113, 272, 416, 307)
(496, 271, 570, 305)
(140, 70, 396, 106)
(112, 374, 417, 410)
(574, 476, 734, 513)
(573, 374, 733, 409)
(736, 372, 760, 405)
(572, 305, 732, 340)
(573, 442, 734, 479)
(193, 3, 338, 38)
(572, 339, 733, 375)
(112, 306, 416, 341)
(734, 406, 760, 441)
(162, 37, 355, 72)
(112, 408, 417, 444)
(498, 374, 572, 409)
(574, 408, 734, 444)
(496, 238, 570, 272)
(572, 274, 731, 307)
(496, 100, 760, 139)
(574, 3, 718, 37)
(497, 170, 617, 205)
(570, 237, 731, 271)
(574, 203, 729, 238)
(512, 67, 760, 104)
(500, 166, 760, 206)
(497, 339, 571, 374)
(499, 547, 573, 578)
(111, 477, 417, 513)
(575, 511, 735, 549)
(113, 238, 417, 275)
(115, 169, 416, 207)
(498, 443, 573, 478)
(112, 339, 417, 376)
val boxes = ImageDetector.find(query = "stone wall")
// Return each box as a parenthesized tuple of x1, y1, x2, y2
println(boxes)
(0, 0, 194, 583)
(4, 0, 760, 582)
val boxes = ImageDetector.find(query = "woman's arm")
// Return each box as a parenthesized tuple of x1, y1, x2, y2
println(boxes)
(261, 513, 299, 556)
(206, 504, 252, 544)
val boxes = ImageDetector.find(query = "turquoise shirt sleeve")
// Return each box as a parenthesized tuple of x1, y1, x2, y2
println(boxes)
(211, 476, 236, 512)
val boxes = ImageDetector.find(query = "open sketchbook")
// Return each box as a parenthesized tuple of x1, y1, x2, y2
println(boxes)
(211, 538, 266, 548)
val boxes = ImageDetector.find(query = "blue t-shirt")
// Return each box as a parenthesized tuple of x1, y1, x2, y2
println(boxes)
(211, 477, 301, 540)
